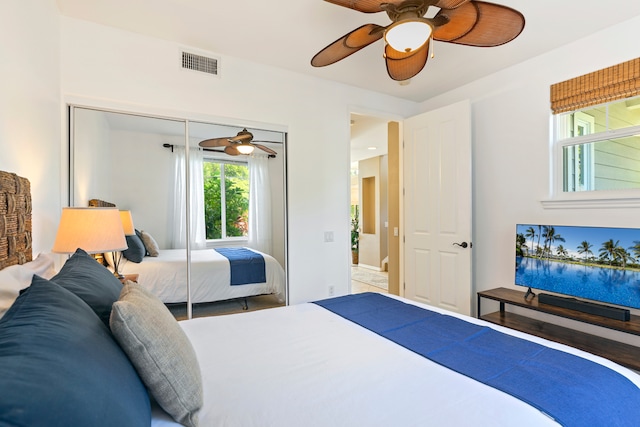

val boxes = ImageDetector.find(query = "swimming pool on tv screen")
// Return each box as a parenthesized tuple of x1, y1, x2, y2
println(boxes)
(515, 256, 640, 309)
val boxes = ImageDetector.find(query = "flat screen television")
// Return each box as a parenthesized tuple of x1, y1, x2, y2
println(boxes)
(515, 224, 640, 310)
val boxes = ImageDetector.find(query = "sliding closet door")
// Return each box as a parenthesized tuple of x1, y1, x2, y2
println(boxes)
(70, 107, 289, 319)
(186, 121, 288, 317)
(70, 107, 190, 315)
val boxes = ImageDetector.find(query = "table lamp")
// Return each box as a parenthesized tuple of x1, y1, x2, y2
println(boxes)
(52, 207, 128, 263)
(112, 210, 135, 279)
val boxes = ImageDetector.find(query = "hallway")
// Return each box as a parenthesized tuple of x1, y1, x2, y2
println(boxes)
(351, 265, 388, 295)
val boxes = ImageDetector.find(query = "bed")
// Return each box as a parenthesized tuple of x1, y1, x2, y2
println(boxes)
(88, 199, 285, 305)
(117, 247, 285, 304)
(3, 172, 640, 427)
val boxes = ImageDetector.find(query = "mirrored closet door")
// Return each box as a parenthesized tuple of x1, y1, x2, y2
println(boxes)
(69, 106, 288, 319)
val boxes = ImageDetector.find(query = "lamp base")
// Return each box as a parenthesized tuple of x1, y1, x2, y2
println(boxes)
(113, 271, 125, 280)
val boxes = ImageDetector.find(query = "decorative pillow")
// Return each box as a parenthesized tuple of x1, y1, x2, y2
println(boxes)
(51, 248, 122, 326)
(111, 281, 203, 427)
(123, 233, 146, 263)
(136, 229, 148, 255)
(0, 253, 56, 319)
(140, 230, 160, 257)
(0, 276, 150, 427)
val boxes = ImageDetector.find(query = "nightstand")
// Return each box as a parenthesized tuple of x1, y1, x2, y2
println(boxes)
(120, 274, 139, 284)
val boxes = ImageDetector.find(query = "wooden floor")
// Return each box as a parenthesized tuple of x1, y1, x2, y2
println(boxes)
(168, 266, 388, 320)
(167, 294, 284, 320)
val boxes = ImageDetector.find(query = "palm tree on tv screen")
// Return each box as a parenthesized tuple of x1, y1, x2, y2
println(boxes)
(631, 241, 640, 262)
(537, 225, 542, 258)
(516, 233, 527, 256)
(614, 247, 634, 268)
(542, 226, 565, 260)
(525, 227, 536, 256)
(577, 240, 593, 263)
(556, 244, 568, 259)
(599, 239, 620, 266)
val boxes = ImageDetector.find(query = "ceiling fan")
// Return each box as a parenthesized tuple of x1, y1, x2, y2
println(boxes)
(311, 0, 525, 81)
(198, 128, 278, 156)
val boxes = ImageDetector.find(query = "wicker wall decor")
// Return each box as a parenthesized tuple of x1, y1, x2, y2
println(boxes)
(551, 57, 640, 114)
(0, 171, 32, 269)
(88, 199, 116, 208)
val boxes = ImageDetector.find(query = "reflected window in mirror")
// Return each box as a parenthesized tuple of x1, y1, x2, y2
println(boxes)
(203, 159, 249, 240)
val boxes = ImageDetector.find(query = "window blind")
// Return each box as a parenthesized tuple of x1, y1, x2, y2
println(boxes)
(550, 57, 640, 114)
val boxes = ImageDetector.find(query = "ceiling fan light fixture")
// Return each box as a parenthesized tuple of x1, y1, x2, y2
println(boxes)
(236, 143, 255, 155)
(384, 20, 433, 53)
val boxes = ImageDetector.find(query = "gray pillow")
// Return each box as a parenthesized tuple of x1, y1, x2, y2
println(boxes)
(110, 281, 202, 427)
(139, 230, 160, 257)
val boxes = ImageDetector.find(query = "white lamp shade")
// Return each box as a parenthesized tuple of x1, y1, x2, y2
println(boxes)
(119, 210, 135, 236)
(385, 20, 432, 53)
(52, 207, 128, 254)
(236, 143, 255, 155)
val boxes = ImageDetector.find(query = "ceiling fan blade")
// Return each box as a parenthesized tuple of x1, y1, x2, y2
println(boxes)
(323, 0, 403, 13)
(229, 133, 253, 143)
(385, 43, 429, 81)
(435, 0, 472, 9)
(199, 137, 232, 148)
(253, 144, 278, 156)
(224, 146, 240, 156)
(432, 1, 478, 42)
(436, 1, 524, 47)
(312, 24, 385, 67)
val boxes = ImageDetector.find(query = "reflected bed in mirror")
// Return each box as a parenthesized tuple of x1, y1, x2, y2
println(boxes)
(69, 106, 288, 316)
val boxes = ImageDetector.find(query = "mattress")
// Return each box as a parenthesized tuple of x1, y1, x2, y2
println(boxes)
(119, 248, 285, 304)
(151, 294, 640, 426)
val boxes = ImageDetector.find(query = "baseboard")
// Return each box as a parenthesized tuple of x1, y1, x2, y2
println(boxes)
(538, 293, 630, 321)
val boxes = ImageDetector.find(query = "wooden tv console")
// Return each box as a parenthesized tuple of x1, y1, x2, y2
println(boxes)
(477, 287, 640, 372)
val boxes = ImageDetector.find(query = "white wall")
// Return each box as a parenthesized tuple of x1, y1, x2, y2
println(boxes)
(0, 1, 62, 257)
(73, 107, 112, 206)
(418, 16, 640, 344)
(59, 16, 419, 304)
(108, 128, 178, 248)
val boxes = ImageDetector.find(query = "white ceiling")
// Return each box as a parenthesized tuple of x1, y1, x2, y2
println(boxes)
(56, 0, 640, 103)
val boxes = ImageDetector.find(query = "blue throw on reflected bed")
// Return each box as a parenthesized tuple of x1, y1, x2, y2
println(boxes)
(215, 248, 266, 286)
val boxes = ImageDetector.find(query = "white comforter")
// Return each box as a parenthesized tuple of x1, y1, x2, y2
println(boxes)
(151, 294, 640, 426)
(119, 248, 285, 304)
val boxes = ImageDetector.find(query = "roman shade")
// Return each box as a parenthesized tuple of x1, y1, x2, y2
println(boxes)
(550, 57, 640, 114)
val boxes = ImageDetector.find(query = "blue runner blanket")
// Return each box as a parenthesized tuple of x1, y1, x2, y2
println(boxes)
(215, 248, 266, 286)
(314, 293, 640, 427)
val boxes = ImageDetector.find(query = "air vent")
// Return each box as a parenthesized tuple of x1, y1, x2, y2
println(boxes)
(181, 51, 219, 76)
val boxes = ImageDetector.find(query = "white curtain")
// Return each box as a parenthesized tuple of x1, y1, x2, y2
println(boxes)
(172, 146, 206, 250)
(247, 154, 272, 255)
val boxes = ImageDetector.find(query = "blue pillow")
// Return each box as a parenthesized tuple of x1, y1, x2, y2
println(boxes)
(0, 276, 150, 427)
(123, 233, 146, 263)
(51, 248, 122, 326)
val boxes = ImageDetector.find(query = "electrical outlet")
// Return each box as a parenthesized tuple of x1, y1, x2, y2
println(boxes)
(324, 231, 334, 242)
(328, 285, 335, 296)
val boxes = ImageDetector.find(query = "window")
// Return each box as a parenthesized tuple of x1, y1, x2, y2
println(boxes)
(549, 57, 640, 201)
(203, 159, 249, 240)
(555, 97, 640, 193)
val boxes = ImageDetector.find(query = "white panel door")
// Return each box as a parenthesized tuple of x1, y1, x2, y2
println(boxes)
(403, 100, 472, 315)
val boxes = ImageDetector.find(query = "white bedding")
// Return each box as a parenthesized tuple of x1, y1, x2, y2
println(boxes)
(151, 294, 640, 426)
(118, 248, 285, 304)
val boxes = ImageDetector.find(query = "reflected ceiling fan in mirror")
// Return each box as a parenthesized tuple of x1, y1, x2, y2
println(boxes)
(311, 0, 525, 81)
(198, 128, 278, 157)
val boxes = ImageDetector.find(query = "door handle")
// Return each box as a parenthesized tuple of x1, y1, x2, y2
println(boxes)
(453, 242, 471, 249)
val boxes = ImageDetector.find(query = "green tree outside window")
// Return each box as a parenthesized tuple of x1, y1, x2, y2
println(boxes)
(203, 160, 249, 240)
